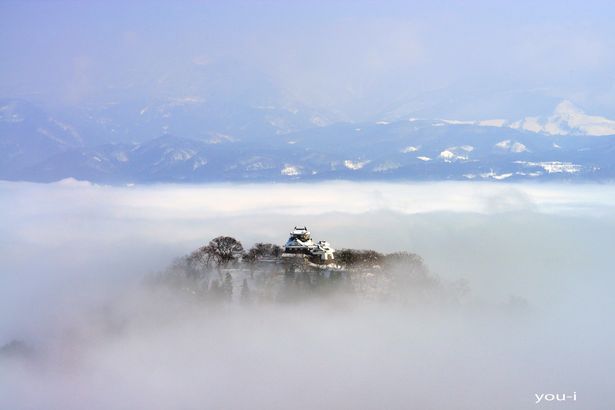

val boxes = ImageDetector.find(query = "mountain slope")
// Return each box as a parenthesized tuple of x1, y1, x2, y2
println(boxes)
(0, 99, 83, 178)
(7, 119, 614, 183)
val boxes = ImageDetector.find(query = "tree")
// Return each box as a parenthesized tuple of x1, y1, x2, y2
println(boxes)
(336, 249, 384, 268)
(360, 250, 384, 267)
(222, 272, 234, 301)
(383, 251, 435, 290)
(208, 278, 224, 303)
(244, 242, 283, 276)
(383, 251, 423, 270)
(240, 278, 251, 304)
(185, 246, 214, 277)
(206, 236, 244, 268)
(336, 249, 358, 267)
(245, 243, 282, 261)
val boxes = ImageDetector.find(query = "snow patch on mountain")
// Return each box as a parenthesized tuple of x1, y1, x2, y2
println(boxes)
(439, 150, 468, 162)
(511, 101, 615, 136)
(510, 142, 527, 153)
(192, 158, 207, 171)
(464, 171, 513, 180)
(207, 133, 237, 144)
(49, 118, 83, 145)
(281, 165, 301, 176)
(344, 160, 370, 170)
(242, 157, 275, 172)
(168, 96, 204, 106)
(437, 101, 615, 136)
(482, 171, 513, 180)
(495, 140, 512, 150)
(245, 162, 271, 171)
(401, 146, 419, 153)
(310, 116, 329, 127)
(441, 119, 506, 127)
(515, 160, 582, 174)
(477, 119, 507, 127)
(56, 177, 94, 187)
(439, 146, 472, 162)
(373, 161, 401, 172)
(114, 152, 129, 162)
(37, 128, 68, 145)
(441, 119, 475, 125)
(168, 149, 196, 161)
(0, 103, 25, 123)
(495, 140, 528, 153)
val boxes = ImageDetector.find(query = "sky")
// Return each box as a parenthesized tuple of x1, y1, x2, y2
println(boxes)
(2, 0, 615, 119)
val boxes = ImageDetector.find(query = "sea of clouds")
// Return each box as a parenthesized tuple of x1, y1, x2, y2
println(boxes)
(1, 180, 613, 409)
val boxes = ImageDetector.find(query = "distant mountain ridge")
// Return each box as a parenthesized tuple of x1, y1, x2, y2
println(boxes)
(419, 100, 615, 137)
(1, 98, 614, 183)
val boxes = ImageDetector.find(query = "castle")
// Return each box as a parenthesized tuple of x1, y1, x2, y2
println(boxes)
(283, 226, 335, 264)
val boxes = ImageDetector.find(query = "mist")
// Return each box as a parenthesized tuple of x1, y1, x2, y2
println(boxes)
(0, 181, 613, 409)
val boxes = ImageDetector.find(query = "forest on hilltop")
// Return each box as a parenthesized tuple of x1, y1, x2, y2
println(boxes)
(153, 235, 469, 305)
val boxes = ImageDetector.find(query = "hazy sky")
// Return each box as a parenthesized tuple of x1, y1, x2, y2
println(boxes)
(2, 1, 615, 119)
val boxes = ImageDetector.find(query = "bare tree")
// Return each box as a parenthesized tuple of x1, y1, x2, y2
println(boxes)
(336, 248, 358, 267)
(336, 249, 384, 269)
(206, 236, 244, 268)
(244, 242, 283, 277)
(244, 242, 282, 263)
(383, 251, 436, 290)
(185, 246, 214, 277)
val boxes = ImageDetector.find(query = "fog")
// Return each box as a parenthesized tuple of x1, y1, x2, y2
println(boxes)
(1, 181, 614, 409)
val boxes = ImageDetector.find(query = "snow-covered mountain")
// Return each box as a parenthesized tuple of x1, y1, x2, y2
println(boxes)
(0, 99, 84, 178)
(511, 100, 615, 136)
(2, 98, 615, 183)
(435, 100, 615, 137)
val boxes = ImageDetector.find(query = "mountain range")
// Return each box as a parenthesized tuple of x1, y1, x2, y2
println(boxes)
(1, 97, 614, 183)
